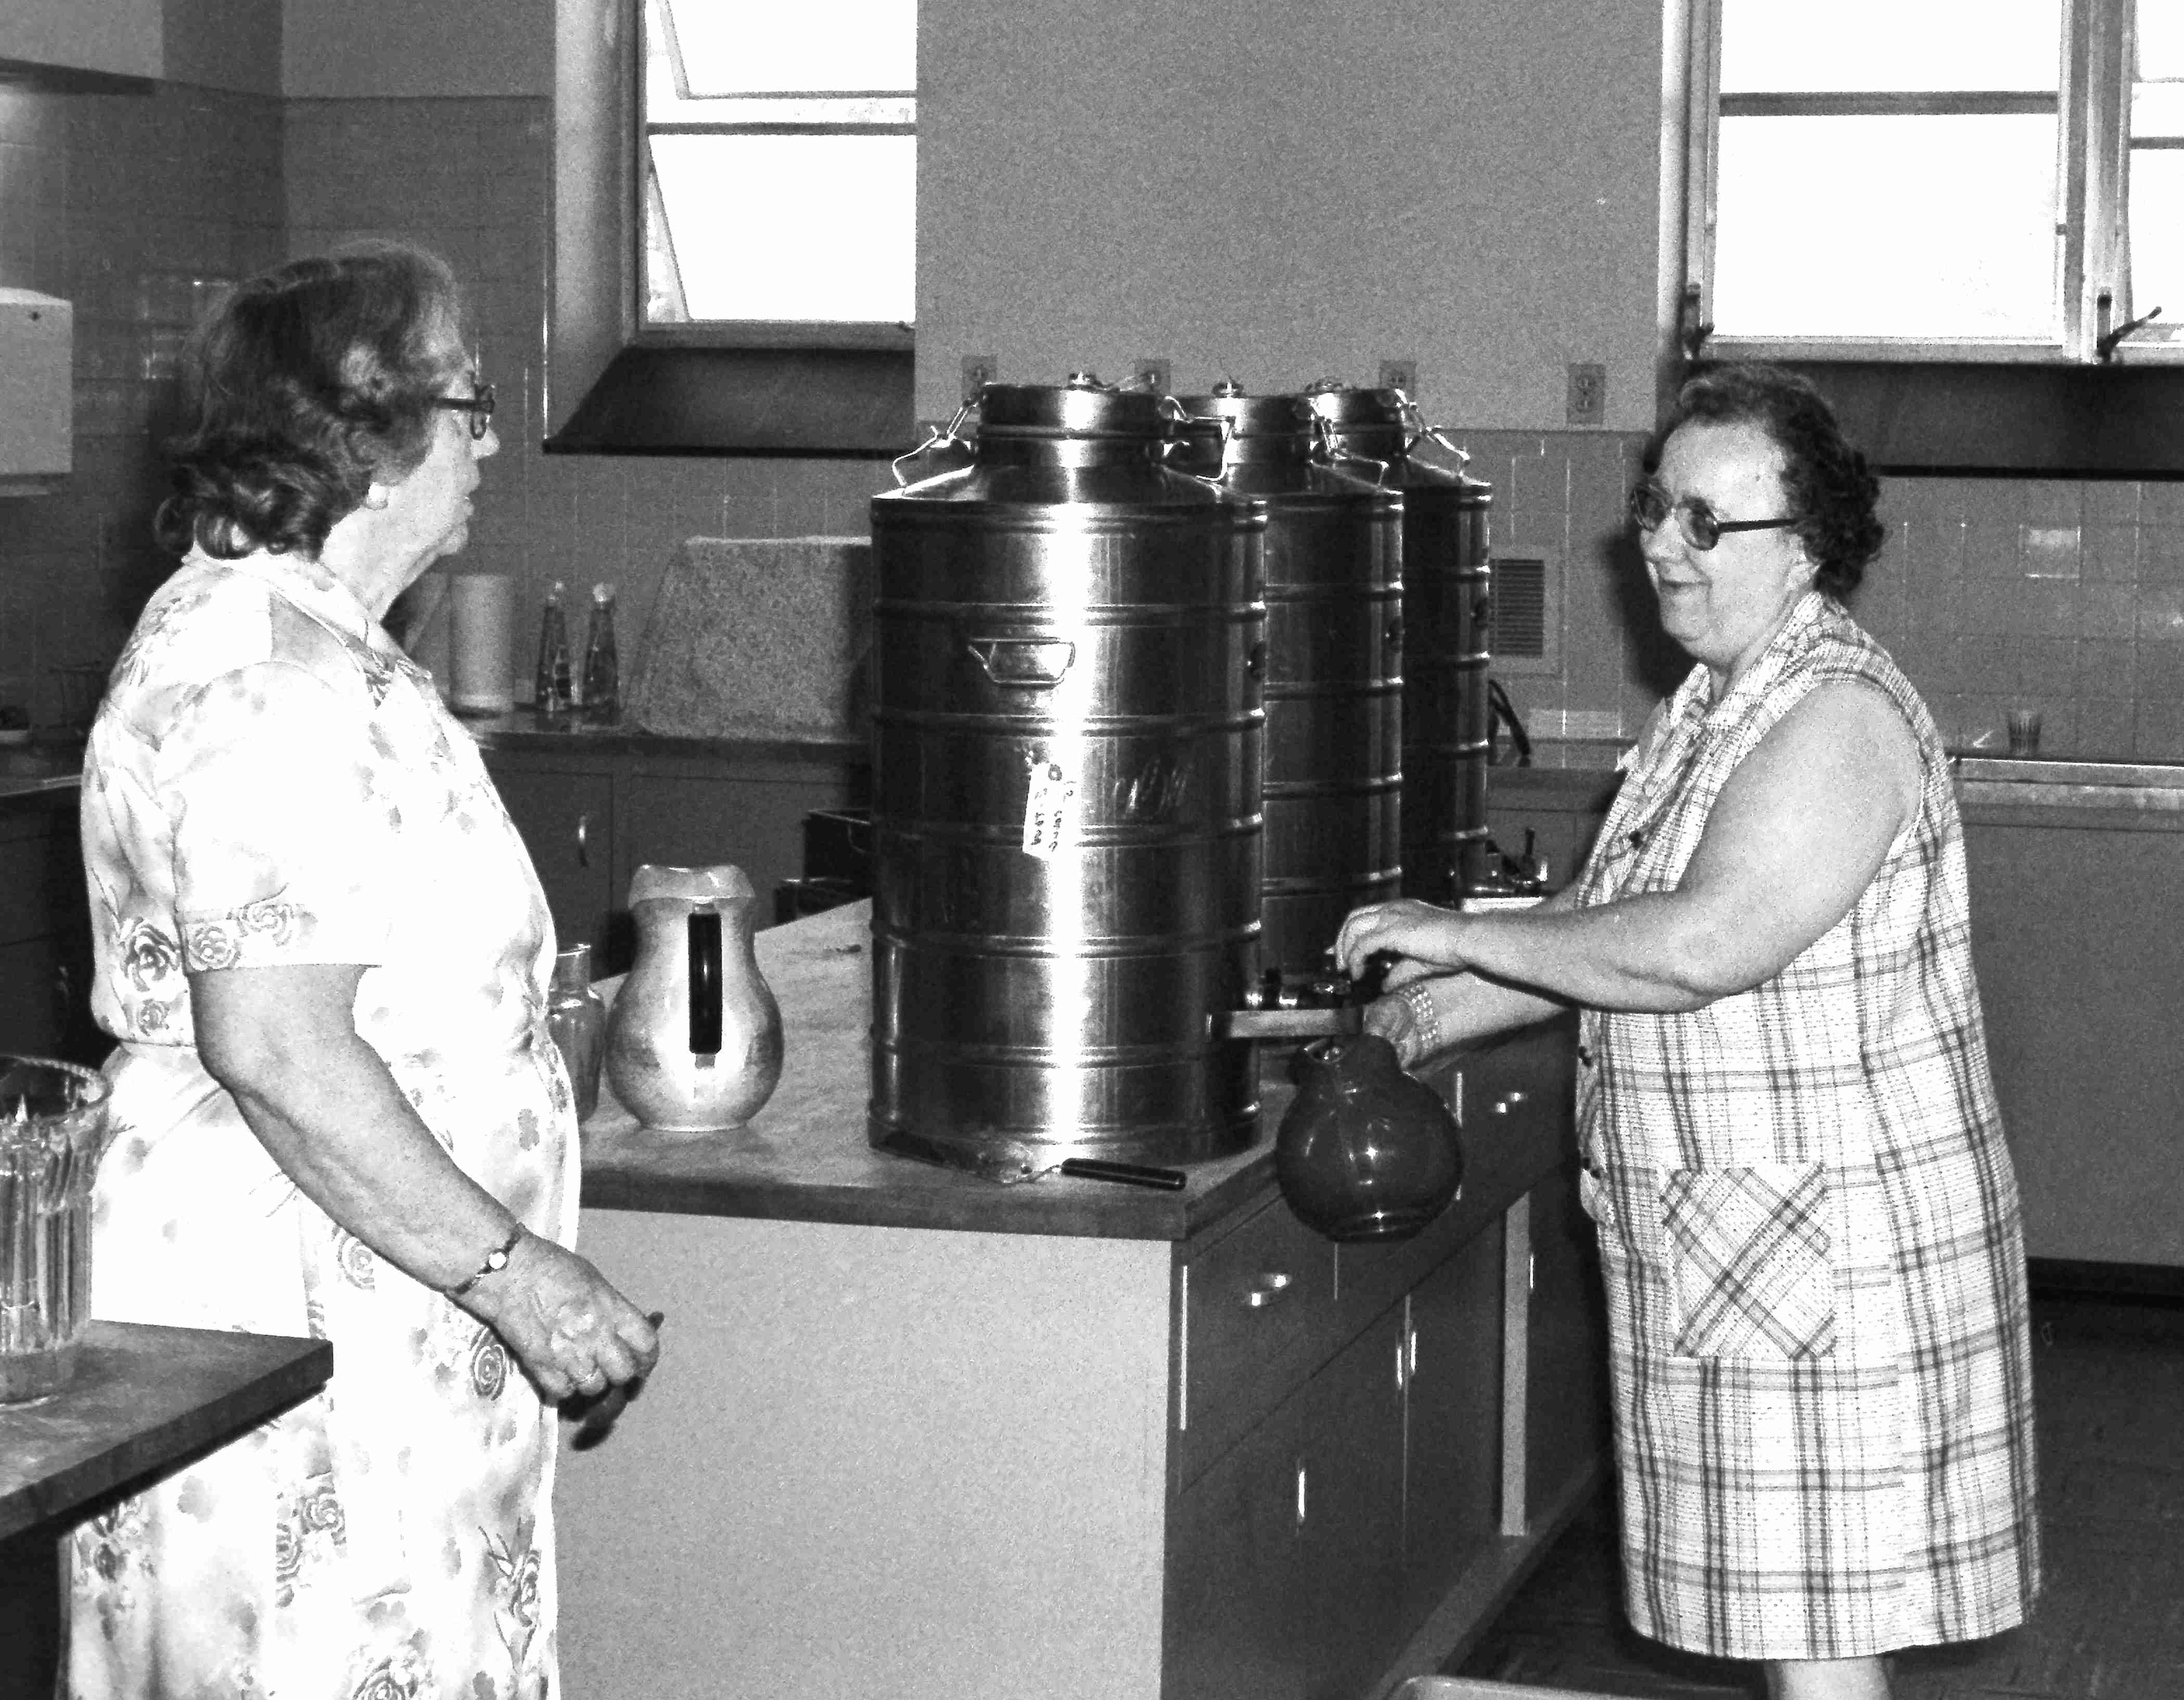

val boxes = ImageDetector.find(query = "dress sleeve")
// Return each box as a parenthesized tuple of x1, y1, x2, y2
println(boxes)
(164, 659, 402, 970)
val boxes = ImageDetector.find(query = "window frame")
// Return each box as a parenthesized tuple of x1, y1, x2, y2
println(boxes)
(1678, 0, 2174, 369)
(1667, 0, 2184, 475)
(546, 0, 914, 457)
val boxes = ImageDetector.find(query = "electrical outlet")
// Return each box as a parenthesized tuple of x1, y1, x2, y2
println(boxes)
(1378, 359, 1418, 398)
(1133, 357, 1173, 396)
(1566, 362, 1606, 427)
(961, 354, 998, 403)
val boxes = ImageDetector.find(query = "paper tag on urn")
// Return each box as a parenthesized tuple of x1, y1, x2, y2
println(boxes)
(1023, 760, 1078, 858)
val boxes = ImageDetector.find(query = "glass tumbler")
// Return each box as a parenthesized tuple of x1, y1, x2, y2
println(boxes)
(0, 1055, 114, 1404)
(547, 944, 608, 1125)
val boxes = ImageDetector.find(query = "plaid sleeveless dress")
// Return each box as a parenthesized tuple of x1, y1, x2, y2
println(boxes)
(1568, 591, 2038, 1660)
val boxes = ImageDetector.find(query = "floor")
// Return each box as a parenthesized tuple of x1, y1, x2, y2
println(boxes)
(1446, 1289, 2184, 1700)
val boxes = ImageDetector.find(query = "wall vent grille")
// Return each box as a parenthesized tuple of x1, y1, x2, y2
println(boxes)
(1492, 556, 1549, 658)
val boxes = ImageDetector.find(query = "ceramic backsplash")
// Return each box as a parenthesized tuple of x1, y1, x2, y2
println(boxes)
(1461, 428, 2184, 763)
(2, 79, 2180, 760)
(0, 85, 895, 733)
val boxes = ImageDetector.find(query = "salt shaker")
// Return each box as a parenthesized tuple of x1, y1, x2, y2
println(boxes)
(582, 582, 619, 725)
(546, 943, 608, 1124)
(534, 581, 573, 717)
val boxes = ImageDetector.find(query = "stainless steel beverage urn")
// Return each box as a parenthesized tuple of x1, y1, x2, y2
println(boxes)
(1304, 385, 1494, 899)
(1174, 383, 1403, 982)
(866, 376, 1268, 1175)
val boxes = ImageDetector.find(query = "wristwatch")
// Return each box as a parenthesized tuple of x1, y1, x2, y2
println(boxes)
(446, 1225, 524, 1298)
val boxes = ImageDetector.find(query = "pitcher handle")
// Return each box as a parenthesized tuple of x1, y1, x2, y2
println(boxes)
(688, 909, 722, 1056)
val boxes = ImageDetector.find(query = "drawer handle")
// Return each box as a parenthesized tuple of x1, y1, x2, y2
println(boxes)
(1245, 1272, 1294, 1309)
(1294, 1459, 1308, 1529)
(575, 811, 593, 868)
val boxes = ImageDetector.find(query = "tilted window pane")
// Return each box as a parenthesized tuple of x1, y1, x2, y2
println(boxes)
(1713, 115, 2059, 338)
(1721, 0, 2062, 94)
(648, 133, 916, 322)
(2140, 0, 2184, 82)
(2133, 82, 2184, 141)
(2128, 150, 2184, 336)
(661, 0, 915, 95)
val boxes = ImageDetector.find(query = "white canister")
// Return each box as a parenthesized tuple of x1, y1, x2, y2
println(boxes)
(448, 573, 515, 714)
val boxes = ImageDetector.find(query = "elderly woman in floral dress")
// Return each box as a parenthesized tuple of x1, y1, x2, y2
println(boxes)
(72, 244, 659, 1700)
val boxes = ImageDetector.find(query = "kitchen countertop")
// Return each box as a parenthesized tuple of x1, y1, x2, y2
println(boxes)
(0, 741, 83, 805)
(0, 1323, 330, 1540)
(578, 898, 1291, 1240)
(1493, 742, 2184, 822)
(456, 709, 866, 765)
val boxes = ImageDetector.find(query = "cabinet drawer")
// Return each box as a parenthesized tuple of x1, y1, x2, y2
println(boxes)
(1179, 1196, 1339, 1484)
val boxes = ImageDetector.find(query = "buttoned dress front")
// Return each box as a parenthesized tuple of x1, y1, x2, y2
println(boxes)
(1569, 591, 2038, 1660)
(70, 549, 577, 1700)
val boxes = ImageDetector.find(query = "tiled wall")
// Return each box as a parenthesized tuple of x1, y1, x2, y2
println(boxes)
(0, 86, 895, 734)
(7, 79, 2184, 764)
(0, 81, 284, 730)
(283, 95, 898, 682)
(1464, 429, 2184, 763)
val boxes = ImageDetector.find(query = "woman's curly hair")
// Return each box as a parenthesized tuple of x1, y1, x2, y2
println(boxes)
(154, 243, 468, 561)
(1651, 362, 1885, 599)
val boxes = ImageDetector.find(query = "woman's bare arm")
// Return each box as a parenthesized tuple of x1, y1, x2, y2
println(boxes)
(1337, 680, 1921, 1013)
(193, 961, 659, 1401)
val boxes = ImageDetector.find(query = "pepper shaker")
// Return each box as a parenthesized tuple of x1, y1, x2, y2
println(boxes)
(535, 581, 573, 717)
(582, 582, 619, 725)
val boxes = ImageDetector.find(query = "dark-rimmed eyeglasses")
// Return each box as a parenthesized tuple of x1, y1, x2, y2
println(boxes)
(1629, 479, 1795, 551)
(432, 381, 496, 442)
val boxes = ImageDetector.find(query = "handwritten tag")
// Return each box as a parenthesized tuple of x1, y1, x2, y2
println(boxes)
(1023, 760, 1078, 859)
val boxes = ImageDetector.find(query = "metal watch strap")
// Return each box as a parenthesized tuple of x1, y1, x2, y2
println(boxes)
(1398, 981, 1442, 1059)
(446, 1225, 524, 1298)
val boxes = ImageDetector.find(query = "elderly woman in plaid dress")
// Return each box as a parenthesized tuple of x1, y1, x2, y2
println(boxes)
(1336, 363, 2037, 1700)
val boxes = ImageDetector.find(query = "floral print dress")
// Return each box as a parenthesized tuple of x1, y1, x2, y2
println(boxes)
(71, 549, 577, 1700)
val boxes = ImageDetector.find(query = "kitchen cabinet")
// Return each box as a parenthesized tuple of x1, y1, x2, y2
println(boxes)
(1517, 1168, 1610, 1528)
(1399, 1225, 1506, 1630)
(1168, 1306, 1409, 1700)
(486, 760, 615, 962)
(1484, 765, 1619, 891)
(479, 729, 866, 973)
(1962, 800, 2184, 1268)
(615, 755, 861, 929)
(0, 789, 103, 1067)
(553, 908, 1603, 1700)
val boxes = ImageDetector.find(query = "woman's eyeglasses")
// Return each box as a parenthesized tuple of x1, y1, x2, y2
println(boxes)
(433, 381, 496, 442)
(1629, 480, 1795, 551)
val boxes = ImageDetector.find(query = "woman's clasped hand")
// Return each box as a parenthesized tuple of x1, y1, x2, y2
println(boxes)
(460, 1227, 661, 1405)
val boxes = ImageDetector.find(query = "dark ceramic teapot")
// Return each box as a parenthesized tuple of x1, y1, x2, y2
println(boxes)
(1274, 1033, 1463, 1242)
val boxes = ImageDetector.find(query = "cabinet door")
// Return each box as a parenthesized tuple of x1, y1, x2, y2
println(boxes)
(1166, 1306, 1408, 1700)
(0, 800, 104, 1066)
(1524, 1168, 1608, 1529)
(618, 766, 860, 930)
(1401, 1223, 1505, 1632)
(1965, 818, 2184, 1264)
(486, 763, 616, 963)
(0, 935, 65, 1058)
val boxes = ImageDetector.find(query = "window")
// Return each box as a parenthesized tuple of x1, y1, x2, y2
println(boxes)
(546, 0, 916, 455)
(640, 0, 916, 332)
(1682, 0, 2183, 364)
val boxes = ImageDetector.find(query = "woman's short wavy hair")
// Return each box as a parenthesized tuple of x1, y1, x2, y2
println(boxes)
(155, 243, 469, 561)
(1650, 362, 1885, 599)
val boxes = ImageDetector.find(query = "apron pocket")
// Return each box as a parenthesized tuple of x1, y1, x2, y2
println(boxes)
(1660, 1161, 1836, 1360)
